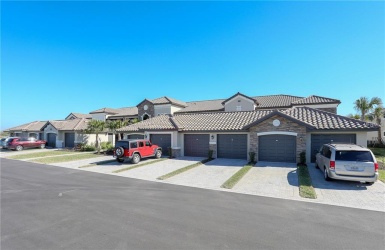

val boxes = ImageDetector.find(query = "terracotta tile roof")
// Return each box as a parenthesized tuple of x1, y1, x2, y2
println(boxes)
(108, 107, 138, 118)
(282, 107, 378, 130)
(118, 107, 378, 132)
(291, 95, 341, 105)
(6, 121, 47, 132)
(253, 94, 304, 108)
(48, 118, 89, 131)
(151, 96, 188, 107)
(174, 110, 273, 131)
(175, 99, 225, 113)
(89, 107, 119, 114)
(117, 115, 176, 132)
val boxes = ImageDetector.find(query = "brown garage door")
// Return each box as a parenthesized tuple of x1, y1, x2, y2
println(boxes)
(258, 134, 296, 163)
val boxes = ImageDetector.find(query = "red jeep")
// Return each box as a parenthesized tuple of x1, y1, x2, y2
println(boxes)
(114, 139, 162, 164)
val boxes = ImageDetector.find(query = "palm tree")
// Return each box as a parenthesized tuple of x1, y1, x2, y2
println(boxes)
(105, 120, 128, 141)
(353, 97, 382, 121)
(347, 113, 361, 120)
(84, 120, 105, 152)
(368, 106, 384, 144)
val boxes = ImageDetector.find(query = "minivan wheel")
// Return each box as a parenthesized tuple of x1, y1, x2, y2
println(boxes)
(16, 145, 23, 151)
(131, 153, 141, 164)
(324, 167, 331, 181)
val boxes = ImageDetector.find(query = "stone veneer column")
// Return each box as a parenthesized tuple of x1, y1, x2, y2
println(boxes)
(249, 115, 307, 163)
(209, 143, 217, 158)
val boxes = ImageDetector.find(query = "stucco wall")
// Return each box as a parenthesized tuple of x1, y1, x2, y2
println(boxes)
(91, 113, 107, 121)
(75, 132, 109, 145)
(224, 95, 255, 112)
(154, 104, 171, 116)
(249, 115, 307, 163)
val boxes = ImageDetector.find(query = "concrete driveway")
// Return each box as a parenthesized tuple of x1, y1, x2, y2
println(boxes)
(164, 158, 247, 189)
(115, 157, 205, 181)
(232, 161, 301, 200)
(308, 164, 385, 212)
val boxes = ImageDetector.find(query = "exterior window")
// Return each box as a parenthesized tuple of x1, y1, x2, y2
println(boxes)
(130, 142, 138, 148)
(146, 141, 151, 146)
(143, 114, 150, 120)
(236, 106, 242, 111)
(139, 142, 144, 147)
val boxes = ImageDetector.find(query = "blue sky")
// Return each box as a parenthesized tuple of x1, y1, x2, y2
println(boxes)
(1, 1, 384, 130)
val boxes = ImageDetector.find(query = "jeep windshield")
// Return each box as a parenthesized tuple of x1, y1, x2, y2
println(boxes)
(335, 151, 374, 162)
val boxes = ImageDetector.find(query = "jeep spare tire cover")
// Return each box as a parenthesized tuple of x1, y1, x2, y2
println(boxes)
(116, 147, 124, 157)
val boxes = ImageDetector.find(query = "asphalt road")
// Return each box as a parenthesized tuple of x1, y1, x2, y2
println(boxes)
(1, 158, 384, 250)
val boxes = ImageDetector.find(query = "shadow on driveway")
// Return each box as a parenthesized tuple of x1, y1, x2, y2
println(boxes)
(308, 163, 370, 191)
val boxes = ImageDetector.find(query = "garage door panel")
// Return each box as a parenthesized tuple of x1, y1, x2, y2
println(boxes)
(150, 134, 171, 156)
(258, 135, 296, 163)
(310, 134, 356, 162)
(217, 134, 247, 159)
(65, 133, 75, 148)
(47, 133, 56, 148)
(184, 134, 209, 157)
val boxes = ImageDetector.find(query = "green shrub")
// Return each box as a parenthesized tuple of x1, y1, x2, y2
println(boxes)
(249, 152, 256, 163)
(299, 151, 306, 164)
(82, 144, 96, 151)
(168, 147, 173, 158)
(100, 141, 113, 151)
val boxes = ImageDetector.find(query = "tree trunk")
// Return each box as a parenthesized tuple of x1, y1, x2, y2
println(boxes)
(378, 127, 383, 145)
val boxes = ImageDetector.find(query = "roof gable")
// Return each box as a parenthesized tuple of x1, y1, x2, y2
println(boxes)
(222, 92, 259, 105)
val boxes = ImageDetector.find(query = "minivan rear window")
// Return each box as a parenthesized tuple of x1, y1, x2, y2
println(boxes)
(335, 151, 373, 162)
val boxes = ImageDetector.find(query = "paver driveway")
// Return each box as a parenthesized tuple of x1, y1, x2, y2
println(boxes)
(232, 162, 301, 200)
(164, 158, 247, 189)
(308, 164, 385, 212)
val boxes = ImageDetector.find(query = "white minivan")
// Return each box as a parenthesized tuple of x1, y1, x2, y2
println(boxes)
(315, 144, 378, 184)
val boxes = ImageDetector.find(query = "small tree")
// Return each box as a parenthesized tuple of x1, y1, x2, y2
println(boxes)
(84, 120, 105, 153)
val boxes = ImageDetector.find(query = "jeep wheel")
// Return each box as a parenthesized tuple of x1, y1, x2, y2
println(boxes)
(131, 153, 141, 164)
(116, 158, 124, 163)
(115, 147, 124, 158)
(155, 150, 162, 159)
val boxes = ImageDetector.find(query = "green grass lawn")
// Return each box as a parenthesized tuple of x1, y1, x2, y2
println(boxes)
(7, 150, 80, 160)
(32, 153, 103, 164)
(157, 158, 212, 180)
(297, 164, 317, 199)
(221, 164, 253, 189)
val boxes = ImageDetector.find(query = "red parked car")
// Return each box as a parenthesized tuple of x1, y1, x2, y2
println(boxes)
(7, 137, 47, 151)
(114, 139, 162, 163)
